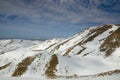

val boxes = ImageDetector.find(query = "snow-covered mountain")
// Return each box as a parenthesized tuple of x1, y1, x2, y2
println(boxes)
(0, 24, 120, 80)
(0, 39, 44, 55)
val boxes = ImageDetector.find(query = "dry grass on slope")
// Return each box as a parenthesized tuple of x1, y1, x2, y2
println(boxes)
(0, 62, 11, 70)
(45, 54, 58, 78)
(100, 27, 120, 57)
(63, 25, 112, 56)
(97, 69, 120, 76)
(12, 55, 37, 77)
(82, 24, 112, 44)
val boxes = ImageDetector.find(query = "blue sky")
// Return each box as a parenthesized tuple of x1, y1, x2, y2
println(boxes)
(0, 0, 120, 39)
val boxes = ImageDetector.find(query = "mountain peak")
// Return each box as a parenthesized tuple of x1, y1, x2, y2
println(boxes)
(100, 26, 120, 57)
(0, 24, 120, 79)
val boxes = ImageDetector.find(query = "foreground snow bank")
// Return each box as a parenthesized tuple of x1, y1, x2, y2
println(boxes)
(1, 73, 120, 80)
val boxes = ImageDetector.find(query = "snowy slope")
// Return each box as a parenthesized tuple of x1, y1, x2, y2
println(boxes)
(0, 39, 43, 55)
(0, 24, 120, 80)
(1, 70, 120, 80)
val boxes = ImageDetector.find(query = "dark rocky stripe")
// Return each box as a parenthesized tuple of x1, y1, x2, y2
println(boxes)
(100, 27, 120, 57)
(12, 55, 37, 77)
(0, 62, 11, 70)
(49, 37, 76, 54)
(82, 25, 112, 44)
(45, 43, 56, 50)
(97, 69, 120, 76)
(63, 45, 77, 56)
(45, 54, 58, 78)
(77, 47, 86, 55)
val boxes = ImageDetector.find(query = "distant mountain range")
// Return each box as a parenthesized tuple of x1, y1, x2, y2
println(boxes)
(0, 24, 120, 80)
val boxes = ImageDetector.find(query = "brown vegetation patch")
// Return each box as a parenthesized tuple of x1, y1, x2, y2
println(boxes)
(82, 25, 112, 44)
(45, 54, 58, 78)
(82, 53, 89, 57)
(63, 45, 77, 56)
(100, 27, 120, 57)
(45, 43, 56, 50)
(55, 39, 71, 50)
(12, 55, 37, 77)
(32, 50, 43, 52)
(0, 62, 11, 70)
(77, 47, 86, 55)
(59, 69, 120, 78)
(49, 39, 72, 54)
(98, 69, 120, 76)
(63, 45, 86, 56)
(63, 74, 80, 79)
(49, 25, 112, 55)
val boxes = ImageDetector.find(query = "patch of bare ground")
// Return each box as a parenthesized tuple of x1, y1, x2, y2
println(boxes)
(45, 54, 58, 78)
(56, 74, 80, 79)
(63, 25, 112, 56)
(59, 69, 120, 79)
(0, 62, 11, 70)
(97, 69, 120, 76)
(82, 24, 112, 44)
(63, 45, 77, 56)
(48, 25, 112, 56)
(55, 39, 72, 50)
(49, 37, 76, 54)
(45, 43, 56, 50)
(63, 44, 86, 56)
(100, 27, 120, 57)
(12, 55, 37, 77)
(82, 53, 89, 57)
(77, 46, 86, 55)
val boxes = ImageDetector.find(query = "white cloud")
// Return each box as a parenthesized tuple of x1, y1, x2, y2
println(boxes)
(0, 0, 119, 25)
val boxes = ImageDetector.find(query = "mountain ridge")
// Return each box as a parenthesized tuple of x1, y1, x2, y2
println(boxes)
(0, 24, 120, 79)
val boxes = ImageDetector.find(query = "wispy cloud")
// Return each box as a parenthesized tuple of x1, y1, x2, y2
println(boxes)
(0, 0, 119, 24)
(0, 0, 120, 39)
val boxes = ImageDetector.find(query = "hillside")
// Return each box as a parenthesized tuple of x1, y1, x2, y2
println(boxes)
(0, 24, 120, 80)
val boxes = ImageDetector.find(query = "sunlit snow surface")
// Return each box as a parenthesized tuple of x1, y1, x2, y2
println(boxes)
(0, 25, 120, 80)
(1, 73, 120, 80)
